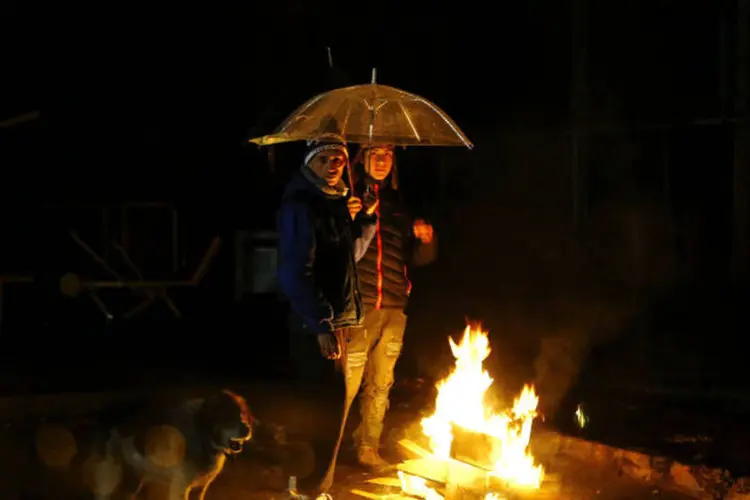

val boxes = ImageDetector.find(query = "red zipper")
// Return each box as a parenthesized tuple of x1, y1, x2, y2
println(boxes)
(374, 184, 383, 310)
(404, 264, 412, 297)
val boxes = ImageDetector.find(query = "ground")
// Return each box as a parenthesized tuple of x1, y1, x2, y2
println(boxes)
(215, 436, 697, 500)
(0, 382, 698, 499)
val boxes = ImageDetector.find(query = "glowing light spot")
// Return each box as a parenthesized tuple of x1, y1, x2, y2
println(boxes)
(82, 454, 123, 495)
(36, 424, 77, 467)
(145, 425, 186, 468)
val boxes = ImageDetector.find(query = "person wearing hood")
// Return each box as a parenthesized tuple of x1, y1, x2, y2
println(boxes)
(276, 134, 376, 496)
(345, 145, 437, 471)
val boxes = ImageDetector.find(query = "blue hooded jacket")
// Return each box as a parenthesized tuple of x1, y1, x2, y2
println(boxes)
(277, 170, 376, 334)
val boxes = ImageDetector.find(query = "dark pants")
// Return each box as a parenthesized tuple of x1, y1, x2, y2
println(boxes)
(344, 307, 407, 450)
(288, 311, 337, 383)
(288, 310, 353, 494)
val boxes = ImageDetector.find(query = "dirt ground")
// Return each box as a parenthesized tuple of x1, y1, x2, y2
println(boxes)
(215, 445, 697, 500)
(0, 382, 697, 500)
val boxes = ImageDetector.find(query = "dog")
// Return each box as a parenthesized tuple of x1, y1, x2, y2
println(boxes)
(85, 389, 253, 500)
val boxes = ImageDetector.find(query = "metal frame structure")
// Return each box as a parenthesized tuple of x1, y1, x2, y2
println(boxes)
(58, 202, 222, 320)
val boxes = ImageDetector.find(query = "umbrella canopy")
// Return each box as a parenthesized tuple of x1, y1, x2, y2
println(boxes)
(249, 81, 472, 149)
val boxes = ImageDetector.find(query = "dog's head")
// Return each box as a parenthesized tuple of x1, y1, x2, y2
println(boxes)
(201, 390, 254, 455)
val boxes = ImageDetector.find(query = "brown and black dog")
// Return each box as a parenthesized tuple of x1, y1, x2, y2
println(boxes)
(84, 389, 253, 500)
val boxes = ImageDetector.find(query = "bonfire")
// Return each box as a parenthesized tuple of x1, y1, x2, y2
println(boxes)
(354, 324, 545, 500)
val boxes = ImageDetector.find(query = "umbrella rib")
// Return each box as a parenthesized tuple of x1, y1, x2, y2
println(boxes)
(397, 101, 422, 143)
(251, 83, 472, 148)
(363, 98, 375, 144)
(340, 99, 353, 137)
(412, 96, 473, 149)
(280, 93, 327, 131)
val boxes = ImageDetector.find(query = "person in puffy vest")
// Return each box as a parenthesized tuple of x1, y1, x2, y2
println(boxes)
(345, 145, 437, 470)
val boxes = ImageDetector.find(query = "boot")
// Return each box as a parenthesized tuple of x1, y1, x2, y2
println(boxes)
(288, 476, 334, 500)
(356, 444, 391, 472)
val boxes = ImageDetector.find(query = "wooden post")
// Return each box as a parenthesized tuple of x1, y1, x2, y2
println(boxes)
(732, 0, 750, 279)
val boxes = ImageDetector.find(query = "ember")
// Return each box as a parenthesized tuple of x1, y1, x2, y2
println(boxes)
(354, 324, 549, 499)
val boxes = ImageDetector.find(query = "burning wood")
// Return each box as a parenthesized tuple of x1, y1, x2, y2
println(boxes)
(419, 326, 543, 490)
(444, 460, 491, 499)
(398, 438, 431, 459)
(397, 458, 449, 484)
(449, 424, 499, 471)
(353, 324, 554, 500)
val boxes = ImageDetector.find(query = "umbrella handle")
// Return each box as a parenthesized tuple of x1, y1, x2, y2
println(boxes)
(347, 146, 367, 197)
(346, 160, 354, 193)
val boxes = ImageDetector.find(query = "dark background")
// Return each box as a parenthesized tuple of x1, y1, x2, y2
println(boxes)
(1, 0, 749, 431)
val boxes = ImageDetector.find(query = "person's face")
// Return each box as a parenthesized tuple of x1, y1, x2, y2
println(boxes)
(365, 147, 394, 181)
(309, 149, 347, 186)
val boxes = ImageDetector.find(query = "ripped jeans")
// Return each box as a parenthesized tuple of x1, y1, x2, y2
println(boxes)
(344, 307, 407, 450)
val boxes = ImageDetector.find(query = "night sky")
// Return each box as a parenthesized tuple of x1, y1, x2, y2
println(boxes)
(0, 0, 738, 274)
(3, 0, 726, 170)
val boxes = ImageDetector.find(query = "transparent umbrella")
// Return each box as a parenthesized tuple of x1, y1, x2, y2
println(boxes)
(249, 69, 472, 149)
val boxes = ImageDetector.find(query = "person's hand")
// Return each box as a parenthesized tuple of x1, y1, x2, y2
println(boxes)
(413, 219, 434, 244)
(347, 196, 363, 220)
(317, 333, 341, 360)
(365, 198, 379, 215)
(362, 188, 380, 216)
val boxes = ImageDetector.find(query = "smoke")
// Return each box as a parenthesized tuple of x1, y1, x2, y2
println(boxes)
(403, 129, 682, 420)
(531, 197, 678, 417)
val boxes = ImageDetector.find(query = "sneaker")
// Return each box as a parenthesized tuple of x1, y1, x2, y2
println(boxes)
(287, 476, 333, 500)
(356, 445, 391, 472)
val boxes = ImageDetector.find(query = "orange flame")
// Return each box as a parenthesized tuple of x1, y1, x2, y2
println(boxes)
(401, 324, 544, 499)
